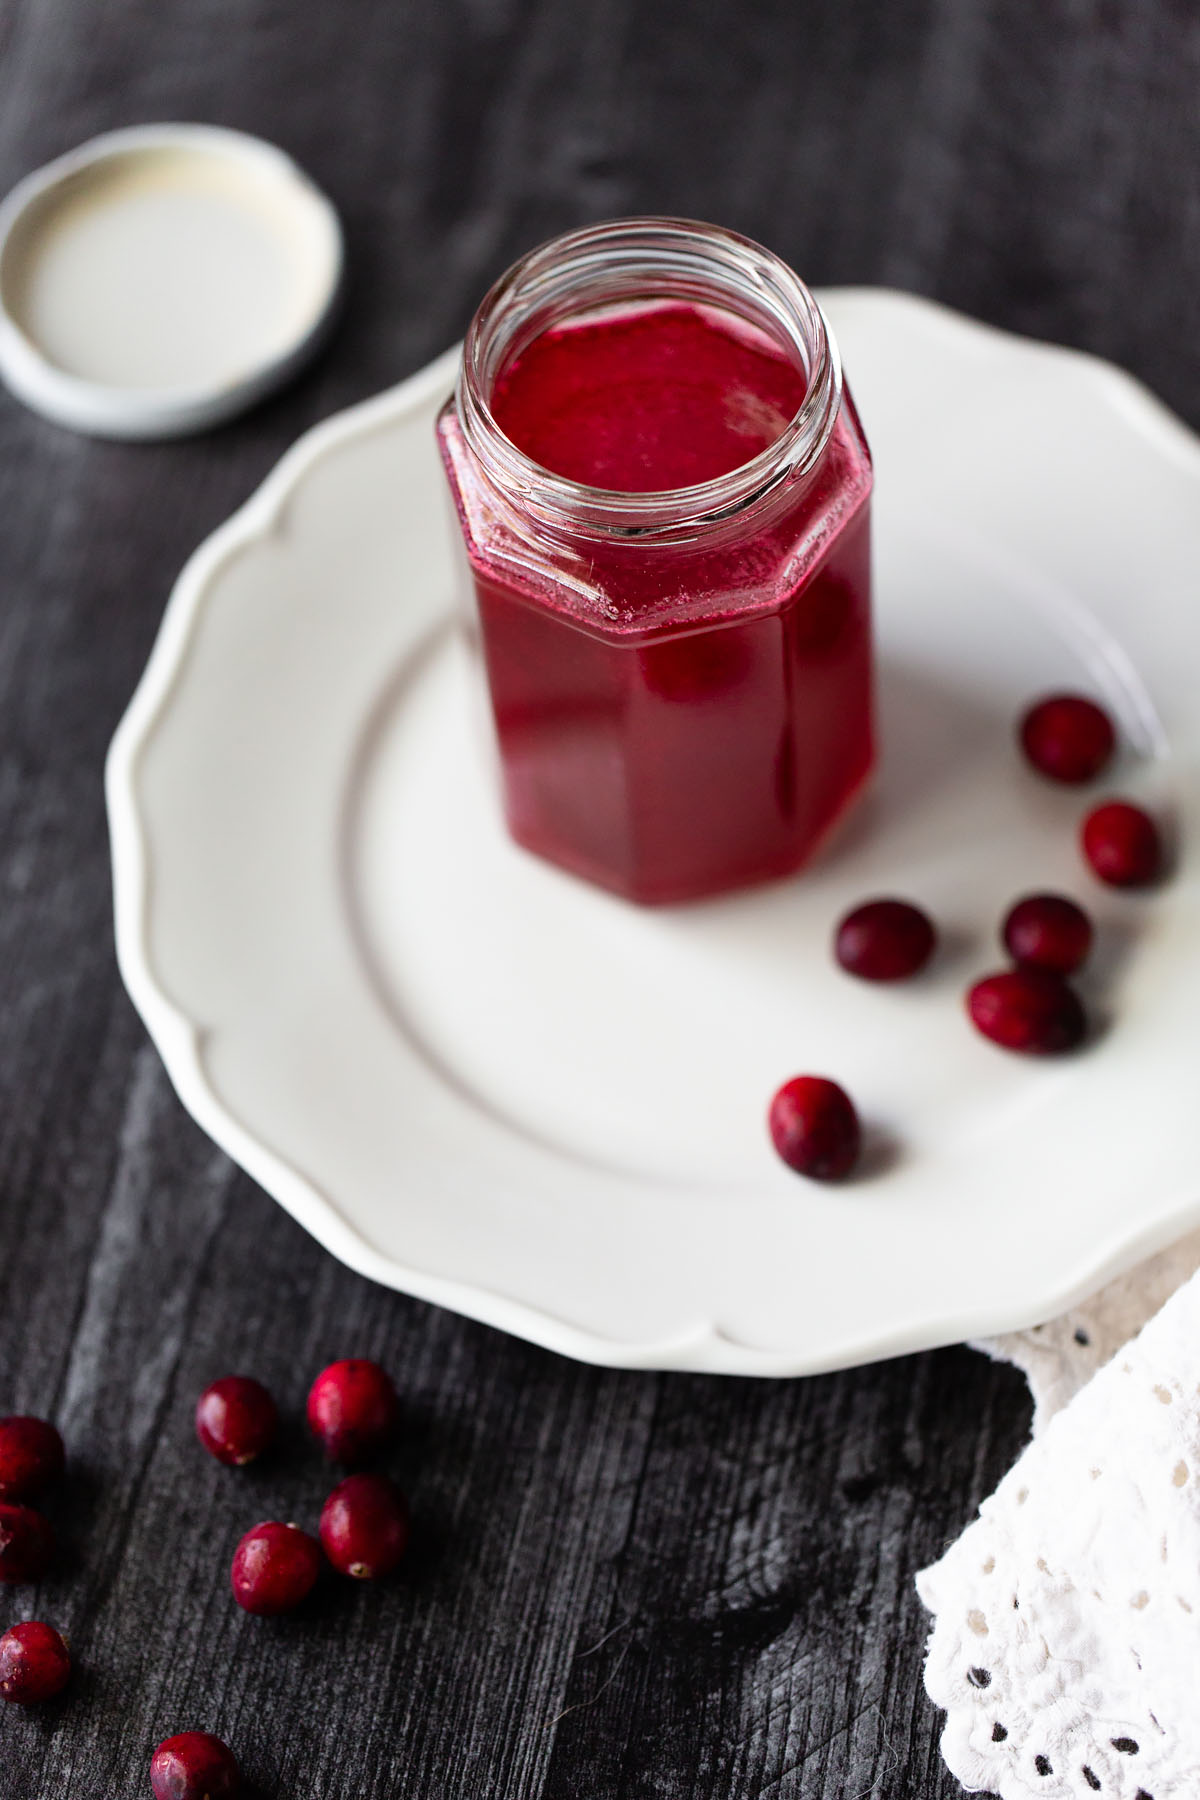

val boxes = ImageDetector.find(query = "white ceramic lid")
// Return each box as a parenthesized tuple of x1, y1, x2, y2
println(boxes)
(0, 124, 344, 439)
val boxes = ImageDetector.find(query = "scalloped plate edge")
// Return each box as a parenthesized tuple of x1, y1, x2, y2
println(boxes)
(106, 296, 1200, 1373)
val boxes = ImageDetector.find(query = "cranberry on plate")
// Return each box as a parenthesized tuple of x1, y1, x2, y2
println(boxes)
(967, 969, 1086, 1054)
(1081, 799, 1162, 887)
(768, 1076, 861, 1180)
(306, 1359, 398, 1464)
(834, 898, 937, 981)
(0, 1620, 71, 1704)
(195, 1377, 278, 1468)
(150, 1731, 241, 1800)
(1001, 893, 1093, 975)
(0, 1416, 65, 1503)
(230, 1521, 321, 1616)
(320, 1474, 410, 1579)
(1019, 693, 1115, 783)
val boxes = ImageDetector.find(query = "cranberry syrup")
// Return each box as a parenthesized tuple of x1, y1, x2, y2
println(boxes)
(439, 282, 874, 903)
(490, 304, 804, 492)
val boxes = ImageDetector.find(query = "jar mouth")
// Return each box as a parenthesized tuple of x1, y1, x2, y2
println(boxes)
(456, 217, 843, 544)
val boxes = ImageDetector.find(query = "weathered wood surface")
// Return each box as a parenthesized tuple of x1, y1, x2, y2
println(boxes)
(0, 1, 1197, 1794)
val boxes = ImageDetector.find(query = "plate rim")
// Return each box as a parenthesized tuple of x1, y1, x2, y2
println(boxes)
(106, 291, 1200, 1373)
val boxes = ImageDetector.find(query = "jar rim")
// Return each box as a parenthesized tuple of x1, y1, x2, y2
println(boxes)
(455, 216, 843, 544)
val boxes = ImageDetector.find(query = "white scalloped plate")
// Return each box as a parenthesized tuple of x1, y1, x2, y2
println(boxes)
(106, 291, 1200, 1374)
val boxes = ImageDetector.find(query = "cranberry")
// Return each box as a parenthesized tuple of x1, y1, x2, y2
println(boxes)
(1081, 800, 1162, 887)
(0, 1621, 71, 1704)
(1019, 693, 1115, 783)
(834, 898, 936, 981)
(1002, 893, 1093, 975)
(230, 1521, 321, 1615)
(320, 1474, 410, 1579)
(0, 1503, 55, 1582)
(195, 1377, 278, 1468)
(967, 969, 1086, 1053)
(306, 1360, 398, 1463)
(768, 1076, 861, 1180)
(0, 1417, 65, 1502)
(150, 1731, 241, 1800)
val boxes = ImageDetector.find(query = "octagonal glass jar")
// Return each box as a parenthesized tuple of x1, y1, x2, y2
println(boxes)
(437, 218, 874, 904)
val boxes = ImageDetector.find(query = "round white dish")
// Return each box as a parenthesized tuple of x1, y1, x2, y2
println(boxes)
(0, 124, 343, 439)
(106, 291, 1200, 1374)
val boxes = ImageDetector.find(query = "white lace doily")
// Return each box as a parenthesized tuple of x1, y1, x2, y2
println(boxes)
(919, 1253, 1200, 1799)
(976, 1229, 1200, 1435)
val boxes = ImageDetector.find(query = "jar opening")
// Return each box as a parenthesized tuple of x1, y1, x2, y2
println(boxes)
(456, 217, 843, 544)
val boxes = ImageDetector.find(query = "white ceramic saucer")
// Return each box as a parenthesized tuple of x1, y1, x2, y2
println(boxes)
(106, 292, 1200, 1374)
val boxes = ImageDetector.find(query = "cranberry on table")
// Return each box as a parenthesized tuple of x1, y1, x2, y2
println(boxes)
(320, 1474, 410, 1579)
(150, 1731, 241, 1800)
(230, 1521, 321, 1616)
(1001, 893, 1093, 975)
(1019, 692, 1116, 783)
(0, 1416, 65, 1502)
(0, 1503, 55, 1582)
(834, 898, 936, 981)
(967, 969, 1086, 1054)
(306, 1359, 398, 1463)
(195, 1377, 278, 1468)
(768, 1076, 861, 1180)
(1081, 799, 1162, 887)
(0, 1621, 71, 1704)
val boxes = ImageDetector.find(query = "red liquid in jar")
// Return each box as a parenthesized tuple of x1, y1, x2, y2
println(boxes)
(439, 301, 874, 903)
(490, 304, 807, 491)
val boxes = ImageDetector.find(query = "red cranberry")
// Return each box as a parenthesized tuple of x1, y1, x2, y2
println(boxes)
(230, 1521, 321, 1615)
(0, 1503, 55, 1582)
(195, 1377, 278, 1468)
(1019, 693, 1115, 783)
(0, 1417, 65, 1502)
(150, 1731, 241, 1800)
(1002, 893, 1093, 975)
(1081, 800, 1162, 887)
(834, 898, 936, 981)
(0, 1620, 71, 1704)
(768, 1077, 861, 1180)
(306, 1360, 398, 1463)
(320, 1474, 410, 1579)
(967, 969, 1086, 1053)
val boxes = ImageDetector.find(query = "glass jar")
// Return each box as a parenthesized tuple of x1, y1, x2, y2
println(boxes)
(437, 217, 874, 904)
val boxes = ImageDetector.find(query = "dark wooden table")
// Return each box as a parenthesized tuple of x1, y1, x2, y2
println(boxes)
(1, 2, 1197, 1795)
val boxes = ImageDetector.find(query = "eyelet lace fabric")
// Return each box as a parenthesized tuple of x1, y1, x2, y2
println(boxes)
(975, 1230, 1200, 1438)
(919, 1235, 1200, 1800)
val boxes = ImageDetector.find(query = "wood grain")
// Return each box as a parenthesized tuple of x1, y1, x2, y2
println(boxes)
(0, 1, 1196, 1794)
